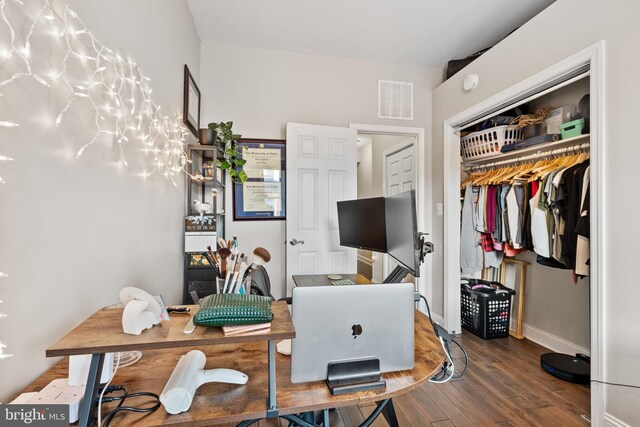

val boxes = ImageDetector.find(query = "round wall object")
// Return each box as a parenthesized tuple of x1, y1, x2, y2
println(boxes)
(463, 73, 479, 92)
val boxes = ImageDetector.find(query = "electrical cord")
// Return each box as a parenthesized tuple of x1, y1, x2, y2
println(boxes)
(419, 294, 469, 382)
(450, 339, 469, 379)
(419, 295, 437, 332)
(99, 384, 161, 427)
(98, 352, 121, 426)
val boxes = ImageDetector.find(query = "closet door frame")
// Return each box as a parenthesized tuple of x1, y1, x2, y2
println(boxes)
(442, 41, 605, 422)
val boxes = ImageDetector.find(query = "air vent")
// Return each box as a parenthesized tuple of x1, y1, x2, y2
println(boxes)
(378, 80, 413, 120)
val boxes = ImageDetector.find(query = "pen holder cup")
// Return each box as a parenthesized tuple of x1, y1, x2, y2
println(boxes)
(216, 277, 225, 294)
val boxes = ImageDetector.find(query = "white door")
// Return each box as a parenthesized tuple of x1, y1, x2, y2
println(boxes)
(385, 141, 415, 196)
(383, 140, 416, 279)
(286, 123, 358, 292)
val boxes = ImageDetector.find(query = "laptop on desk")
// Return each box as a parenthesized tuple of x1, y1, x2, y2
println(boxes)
(290, 283, 415, 383)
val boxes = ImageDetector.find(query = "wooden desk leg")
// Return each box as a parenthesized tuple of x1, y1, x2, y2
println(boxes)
(78, 353, 105, 427)
(266, 340, 279, 418)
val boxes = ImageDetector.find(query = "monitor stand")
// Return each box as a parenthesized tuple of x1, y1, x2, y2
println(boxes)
(382, 265, 412, 283)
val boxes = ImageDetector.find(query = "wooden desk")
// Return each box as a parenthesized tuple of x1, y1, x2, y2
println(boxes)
(45, 301, 295, 426)
(29, 310, 442, 426)
(292, 274, 371, 287)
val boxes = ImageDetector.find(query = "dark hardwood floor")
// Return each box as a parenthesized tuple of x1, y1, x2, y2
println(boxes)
(246, 331, 590, 426)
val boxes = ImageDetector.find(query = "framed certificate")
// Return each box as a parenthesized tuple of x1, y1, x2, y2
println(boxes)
(182, 64, 200, 137)
(233, 139, 286, 220)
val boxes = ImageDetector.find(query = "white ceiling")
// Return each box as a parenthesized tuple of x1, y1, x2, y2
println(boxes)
(187, 0, 555, 67)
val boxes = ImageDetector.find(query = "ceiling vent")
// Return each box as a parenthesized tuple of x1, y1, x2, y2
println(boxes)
(378, 80, 413, 120)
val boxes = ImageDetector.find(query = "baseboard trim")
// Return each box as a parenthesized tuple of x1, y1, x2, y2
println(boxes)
(604, 412, 632, 427)
(516, 322, 590, 356)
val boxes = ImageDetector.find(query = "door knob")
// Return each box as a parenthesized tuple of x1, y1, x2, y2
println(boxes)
(290, 238, 305, 246)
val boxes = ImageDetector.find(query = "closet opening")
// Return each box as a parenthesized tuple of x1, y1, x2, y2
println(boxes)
(459, 74, 591, 356)
(442, 42, 605, 422)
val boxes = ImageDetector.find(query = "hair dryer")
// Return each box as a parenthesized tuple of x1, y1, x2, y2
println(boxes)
(160, 350, 248, 414)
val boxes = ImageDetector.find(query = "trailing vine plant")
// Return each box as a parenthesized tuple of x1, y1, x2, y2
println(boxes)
(208, 121, 248, 183)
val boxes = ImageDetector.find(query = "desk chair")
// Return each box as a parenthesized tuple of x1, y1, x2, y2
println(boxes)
(249, 267, 291, 305)
(248, 266, 274, 299)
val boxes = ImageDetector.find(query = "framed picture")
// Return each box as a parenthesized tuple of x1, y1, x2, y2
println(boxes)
(183, 64, 200, 137)
(233, 139, 286, 221)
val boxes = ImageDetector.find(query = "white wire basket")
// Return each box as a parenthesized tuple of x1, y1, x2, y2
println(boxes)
(461, 125, 523, 161)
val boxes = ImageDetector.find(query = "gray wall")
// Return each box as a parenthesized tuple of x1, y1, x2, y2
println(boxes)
(199, 42, 442, 299)
(515, 252, 590, 350)
(431, 0, 640, 422)
(357, 136, 374, 199)
(0, 0, 200, 402)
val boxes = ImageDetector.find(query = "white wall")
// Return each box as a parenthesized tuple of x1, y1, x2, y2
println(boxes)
(199, 42, 442, 299)
(431, 0, 640, 422)
(0, 0, 200, 402)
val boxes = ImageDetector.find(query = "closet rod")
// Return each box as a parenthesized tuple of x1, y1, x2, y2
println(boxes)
(466, 142, 590, 172)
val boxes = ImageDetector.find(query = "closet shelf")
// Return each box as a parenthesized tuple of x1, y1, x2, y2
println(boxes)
(463, 133, 590, 166)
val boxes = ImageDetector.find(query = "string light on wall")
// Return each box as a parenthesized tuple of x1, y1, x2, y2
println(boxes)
(0, 271, 9, 359)
(1, 0, 192, 360)
(0, 0, 189, 184)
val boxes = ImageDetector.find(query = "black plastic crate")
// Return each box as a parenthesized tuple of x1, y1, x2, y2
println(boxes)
(460, 278, 516, 339)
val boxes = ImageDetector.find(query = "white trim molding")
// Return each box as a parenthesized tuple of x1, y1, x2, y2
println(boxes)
(604, 413, 631, 427)
(441, 41, 606, 424)
(514, 322, 590, 357)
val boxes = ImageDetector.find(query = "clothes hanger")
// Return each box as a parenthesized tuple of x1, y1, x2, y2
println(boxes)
(487, 166, 507, 184)
(461, 172, 481, 189)
(492, 164, 519, 184)
(474, 169, 494, 186)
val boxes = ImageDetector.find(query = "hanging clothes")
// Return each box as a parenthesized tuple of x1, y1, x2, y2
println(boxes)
(530, 181, 551, 258)
(575, 166, 591, 277)
(461, 183, 483, 274)
(506, 186, 520, 248)
(549, 168, 567, 263)
(461, 150, 590, 279)
(486, 185, 498, 234)
(475, 185, 487, 233)
(521, 182, 534, 251)
(557, 160, 590, 270)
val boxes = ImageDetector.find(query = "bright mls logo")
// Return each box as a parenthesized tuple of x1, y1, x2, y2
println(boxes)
(351, 324, 363, 339)
(1, 405, 67, 426)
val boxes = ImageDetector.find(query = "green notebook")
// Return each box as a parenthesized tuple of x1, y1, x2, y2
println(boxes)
(193, 293, 274, 327)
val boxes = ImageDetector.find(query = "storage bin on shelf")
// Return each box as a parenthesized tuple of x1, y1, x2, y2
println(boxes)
(460, 278, 516, 339)
(559, 118, 585, 139)
(460, 125, 523, 161)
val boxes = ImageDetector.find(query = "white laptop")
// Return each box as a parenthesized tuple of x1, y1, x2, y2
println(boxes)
(290, 283, 415, 383)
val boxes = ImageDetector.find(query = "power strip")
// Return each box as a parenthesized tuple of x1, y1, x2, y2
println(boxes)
(10, 379, 85, 423)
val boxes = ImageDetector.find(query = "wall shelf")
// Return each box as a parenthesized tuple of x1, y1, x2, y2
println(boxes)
(463, 133, 590, 166)
(184, 144, 226, 304)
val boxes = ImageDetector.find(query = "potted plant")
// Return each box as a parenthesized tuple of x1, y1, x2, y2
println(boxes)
(208, 121, 248, 183)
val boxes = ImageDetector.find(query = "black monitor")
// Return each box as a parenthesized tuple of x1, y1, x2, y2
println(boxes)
(336, 197, 387, 252)
(384, 190, 420, 277)
(337, 190, 421, 280)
